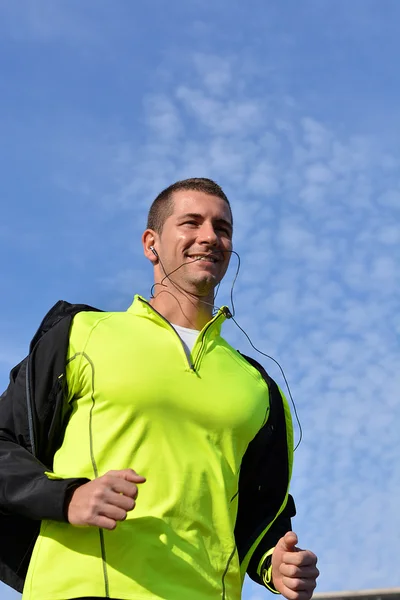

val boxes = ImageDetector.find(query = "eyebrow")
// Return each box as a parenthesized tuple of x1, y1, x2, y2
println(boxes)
(179, 213, 233, 230)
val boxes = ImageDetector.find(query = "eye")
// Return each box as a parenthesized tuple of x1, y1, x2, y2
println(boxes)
(218, 226, 231, 236)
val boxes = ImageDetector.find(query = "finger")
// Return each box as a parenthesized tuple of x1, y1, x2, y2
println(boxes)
(279, 563, 320, 579)
(282, 550, 318, 567)
(110, 479, 139, 499)
(100, 503, 129, 522)
(278, 531, 299, 553)
(279, 585, 315, 600)
(115, 469, 146, 483)
(285, 531, 299, 547)
(106, 490, 136, 512)
(91, 515, 117, 530)
(282, 575, 317, 592)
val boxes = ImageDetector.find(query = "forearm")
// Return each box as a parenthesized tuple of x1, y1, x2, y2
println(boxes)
(246, 497, 295, 588)
(0, 439, 88, 521)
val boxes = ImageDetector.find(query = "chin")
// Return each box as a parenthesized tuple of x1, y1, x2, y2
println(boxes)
(185, 275, 217, 296)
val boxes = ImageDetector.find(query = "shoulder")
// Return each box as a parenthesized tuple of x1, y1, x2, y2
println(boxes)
(71, 309, 112, 330)
(69, 310, 121, 348)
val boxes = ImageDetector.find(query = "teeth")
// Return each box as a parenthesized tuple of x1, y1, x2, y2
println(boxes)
(191, 255, 216, 262)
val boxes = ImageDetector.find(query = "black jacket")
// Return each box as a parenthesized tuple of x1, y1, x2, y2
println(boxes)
(0, 301, 295, 593)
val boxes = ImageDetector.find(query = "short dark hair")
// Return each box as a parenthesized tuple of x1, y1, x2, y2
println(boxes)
(147, 177, 232, 234)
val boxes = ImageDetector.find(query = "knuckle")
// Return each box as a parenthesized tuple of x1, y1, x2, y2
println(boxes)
(93, 484, 106, 498)
(284, 551, 299, 564)
(84, 515, 95, 527)
(86, 498, 96, 513)
(282, 578, 298, 597)
(91, 492, 100, 505)
(90, 491, 103, 506)
(86, 510, 96, 524)
(291, 578, 302, 591)
(288, 565, 298, 577)
(308, 551, 317, 564)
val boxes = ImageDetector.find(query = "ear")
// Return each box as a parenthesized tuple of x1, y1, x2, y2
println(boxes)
(142, 229, 159, 264)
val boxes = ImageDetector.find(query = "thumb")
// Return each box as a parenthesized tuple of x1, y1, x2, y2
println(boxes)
(117, 469, 146, 483)
(279, 531, 298, 552)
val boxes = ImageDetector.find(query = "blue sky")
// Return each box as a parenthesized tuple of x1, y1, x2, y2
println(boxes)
(1, 1, 399, 598)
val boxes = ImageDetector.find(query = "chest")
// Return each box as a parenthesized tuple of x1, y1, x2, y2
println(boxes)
(78, 319, 269, 448)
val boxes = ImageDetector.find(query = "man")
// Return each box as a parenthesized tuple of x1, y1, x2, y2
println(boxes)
(0, 178, 318, 599)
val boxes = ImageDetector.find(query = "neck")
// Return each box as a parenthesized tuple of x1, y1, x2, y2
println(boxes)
(149, 284, 214, 330)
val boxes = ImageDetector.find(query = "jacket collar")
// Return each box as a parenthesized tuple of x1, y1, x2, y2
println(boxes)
(127, 294, 228, 339)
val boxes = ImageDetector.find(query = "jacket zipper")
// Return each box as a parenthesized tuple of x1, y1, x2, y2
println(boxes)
(193, 311, 224, 372)
(140, 299, 226, 373)
(139, 298, 196, 371)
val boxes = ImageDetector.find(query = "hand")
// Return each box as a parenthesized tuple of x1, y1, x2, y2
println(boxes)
(271, 531, 319, 600)
(67, 469, 146, 530)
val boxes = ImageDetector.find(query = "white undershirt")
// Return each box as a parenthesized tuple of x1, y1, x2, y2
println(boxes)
(171, 323, 200, 359)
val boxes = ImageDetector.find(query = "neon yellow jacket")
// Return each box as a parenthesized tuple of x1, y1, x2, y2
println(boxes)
(1, 297, 294, 599)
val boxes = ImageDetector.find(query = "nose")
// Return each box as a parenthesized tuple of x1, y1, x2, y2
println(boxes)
(198, 222, 218, 246)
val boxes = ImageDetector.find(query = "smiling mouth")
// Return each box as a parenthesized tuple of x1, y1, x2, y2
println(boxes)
(187, 254, 220, 263)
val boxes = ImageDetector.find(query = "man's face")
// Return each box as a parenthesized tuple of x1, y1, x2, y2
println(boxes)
(156, 190, 233, 296)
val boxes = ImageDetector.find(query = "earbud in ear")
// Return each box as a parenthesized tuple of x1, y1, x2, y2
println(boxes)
(150, 246, 158, 258)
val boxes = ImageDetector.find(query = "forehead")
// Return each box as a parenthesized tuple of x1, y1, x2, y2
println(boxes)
(170, 189, 232, 223)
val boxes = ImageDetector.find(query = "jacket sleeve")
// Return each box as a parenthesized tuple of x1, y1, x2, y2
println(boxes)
(246, 494, 296, 588)
(0, 321, 89, 522)
(235, 354, 295, 591)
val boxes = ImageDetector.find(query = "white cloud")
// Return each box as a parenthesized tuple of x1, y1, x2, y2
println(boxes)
(193, 53, 233, 96)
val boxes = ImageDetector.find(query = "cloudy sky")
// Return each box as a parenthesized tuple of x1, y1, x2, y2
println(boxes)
(1, 1, 399, 598)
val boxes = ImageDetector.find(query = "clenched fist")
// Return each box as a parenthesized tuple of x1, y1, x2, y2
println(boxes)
(67, 469, 146, 530)
(271, 532, 319, 600)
